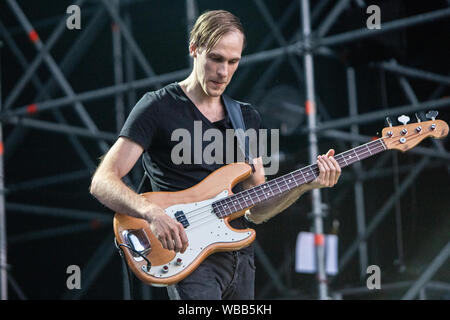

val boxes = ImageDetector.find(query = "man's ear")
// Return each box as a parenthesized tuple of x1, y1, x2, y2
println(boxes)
(189, 43, 198, 58)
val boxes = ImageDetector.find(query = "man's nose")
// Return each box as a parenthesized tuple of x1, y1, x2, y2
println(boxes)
(217, 63, 228, 78)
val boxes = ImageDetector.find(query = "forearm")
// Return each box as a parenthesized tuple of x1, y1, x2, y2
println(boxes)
(90, 171, 153, 221)
(246, 183, 314, 224)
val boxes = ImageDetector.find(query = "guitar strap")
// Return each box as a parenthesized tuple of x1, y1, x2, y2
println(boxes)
(221, 94, 254, 169)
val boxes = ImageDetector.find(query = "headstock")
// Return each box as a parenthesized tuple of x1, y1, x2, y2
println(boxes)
(382, 110, 449, 152)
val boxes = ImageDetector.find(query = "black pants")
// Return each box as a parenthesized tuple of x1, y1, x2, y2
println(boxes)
(167, 247, 255, 300)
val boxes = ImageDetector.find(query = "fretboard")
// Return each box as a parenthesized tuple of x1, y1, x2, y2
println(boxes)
(212, 138, 387, 218)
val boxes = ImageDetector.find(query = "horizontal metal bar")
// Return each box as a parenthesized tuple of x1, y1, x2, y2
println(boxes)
(2, 7, 448, 125)
(5, 202, 111, 222)
(318, 7, 450, 47)
(0, 68, 190, 119)
(8, 222, 105, 244)
(2, 116, 116, 141)
(377, 61, 450, 86)
(5, 169, 91, 194)
(302, 97, 450, 133)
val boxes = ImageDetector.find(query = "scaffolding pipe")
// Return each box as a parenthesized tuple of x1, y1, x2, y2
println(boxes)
(3, 0, 86, 111)
(303, 96, 450, 133)
(5, 203, 112, 223)
(3, 7, 107, 166)
(346, 66, 369, 280)
(2, 116, 116, 141)
(301, 0, 329, 300)
(338, 156, 431, 273)
(318, 7, 450, 48)
(6, 0, 110, 153)
(402, 241, 450, 300)
(101, 0, 162, 89)
(112, 0, 125, 133)
(0, 40, 7, 300)
(378, 60, 450, 86)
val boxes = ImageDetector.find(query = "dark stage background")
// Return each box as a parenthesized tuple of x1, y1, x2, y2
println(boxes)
(1, 0, 449, 300)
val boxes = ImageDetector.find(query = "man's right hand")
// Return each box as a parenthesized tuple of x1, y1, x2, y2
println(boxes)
(146, 204, 189, 253)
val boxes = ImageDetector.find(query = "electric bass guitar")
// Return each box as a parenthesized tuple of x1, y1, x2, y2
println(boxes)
(113, 112, 448, 287)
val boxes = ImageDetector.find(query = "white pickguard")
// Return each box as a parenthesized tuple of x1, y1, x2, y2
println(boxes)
(141, 190, 252, 285)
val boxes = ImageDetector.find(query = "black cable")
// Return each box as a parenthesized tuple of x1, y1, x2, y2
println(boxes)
(114, 238, 152, 300)
(115, 166, 151, 300)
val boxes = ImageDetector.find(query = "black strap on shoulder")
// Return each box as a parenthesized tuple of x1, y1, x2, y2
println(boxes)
(222, 94, 254, 171)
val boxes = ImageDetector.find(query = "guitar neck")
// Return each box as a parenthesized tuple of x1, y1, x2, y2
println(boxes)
(213, 138, 387, 218)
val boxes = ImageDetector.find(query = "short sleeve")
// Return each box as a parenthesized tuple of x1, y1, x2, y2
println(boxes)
(119, 93, 159, 150)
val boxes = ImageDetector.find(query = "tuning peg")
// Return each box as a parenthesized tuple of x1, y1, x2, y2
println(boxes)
(426, 110, 438, 121)
(397, 115, 410, 125)
(414, 113, 422, 123)
(385, 117, 393, 127)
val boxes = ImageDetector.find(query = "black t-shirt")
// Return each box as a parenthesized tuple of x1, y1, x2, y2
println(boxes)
(119, 82, 264, 229)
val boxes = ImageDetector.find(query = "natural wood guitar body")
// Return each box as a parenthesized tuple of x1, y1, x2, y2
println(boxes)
(113, 162, 256, 286)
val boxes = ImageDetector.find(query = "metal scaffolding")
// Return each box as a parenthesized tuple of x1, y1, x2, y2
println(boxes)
(0, 0, 449, 300)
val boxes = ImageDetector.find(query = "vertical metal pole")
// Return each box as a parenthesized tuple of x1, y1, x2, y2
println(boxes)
(300, 0, 328, 300)
(185, 0, 197, 68)
(112, 0, 125, 133)
(0, 40, 7, 300)
(112, 4, 129, 299)
(346, 66, 369, 280)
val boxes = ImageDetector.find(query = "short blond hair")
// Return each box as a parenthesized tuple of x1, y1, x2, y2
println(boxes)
(189, 10, 246, 53)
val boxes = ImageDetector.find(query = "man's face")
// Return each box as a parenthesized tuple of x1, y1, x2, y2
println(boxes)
(192, 30, 244, 97)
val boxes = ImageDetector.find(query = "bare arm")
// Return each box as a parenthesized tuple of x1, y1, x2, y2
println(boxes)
(90, 137, 188, 253)
(243, 150, 341, 224)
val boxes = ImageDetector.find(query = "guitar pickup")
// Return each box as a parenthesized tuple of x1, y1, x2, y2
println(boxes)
(174, 211, 189, 228)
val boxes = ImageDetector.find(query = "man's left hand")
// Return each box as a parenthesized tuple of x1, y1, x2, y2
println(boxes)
(310, 149, 341, 188)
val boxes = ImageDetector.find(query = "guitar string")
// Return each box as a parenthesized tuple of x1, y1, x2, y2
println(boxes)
(185, 143, 387, 230)
(180, 139, 386, 226)
(181, 139, 388, 230)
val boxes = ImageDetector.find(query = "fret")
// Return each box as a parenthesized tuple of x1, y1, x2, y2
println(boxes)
(273, 179, 283, 196)
(260, 184, 269, 200)
(288, 173, 298, 188)
(267, 184, 274, 198)
(253, 186, 262, 203)
(243, 191, 253, 206)
(353, 148, 360, 161)
(280, 176, 291, 193)
(341, 154, 348, 167)
(366, 144, 372, 156)
(298, 169, 307, 184)
(303, 167, 312, 180)
(234, 197, 243, 211)
(309, 165, 317, 181)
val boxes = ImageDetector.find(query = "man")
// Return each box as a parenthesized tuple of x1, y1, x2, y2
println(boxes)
(90, 10, 341, 300)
